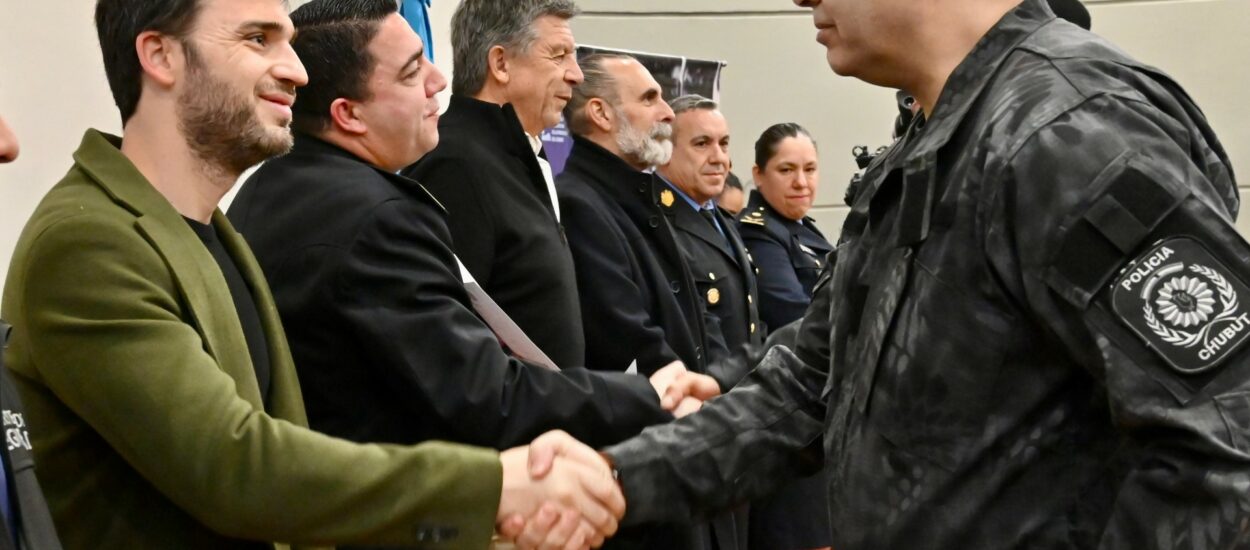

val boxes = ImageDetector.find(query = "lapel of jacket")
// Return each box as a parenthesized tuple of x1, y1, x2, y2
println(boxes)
(213, 212, 308, 425)
(448, 96, 555, 220)
(718, 207, 750, 269)
(75, 130, 266, 410)
(671, 201, 741, 267)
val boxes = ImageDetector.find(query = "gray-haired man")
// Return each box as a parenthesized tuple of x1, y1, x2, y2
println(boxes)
(403, 0, 591, 371)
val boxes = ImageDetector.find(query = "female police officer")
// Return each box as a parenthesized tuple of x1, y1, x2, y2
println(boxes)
(738, 123, 833, 331)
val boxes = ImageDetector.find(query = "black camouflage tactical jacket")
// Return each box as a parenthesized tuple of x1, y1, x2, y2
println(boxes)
(604, 1, 1250, 548)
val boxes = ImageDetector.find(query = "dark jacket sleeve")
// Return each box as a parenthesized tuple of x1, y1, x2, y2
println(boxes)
(603, 281, 834, 525)
(335, 198, 671, 449)
(987, 96, 1250, 550)
(741, 228, 811, 330)
(407, 155, 497, 284)
(560, 188, 680, 374)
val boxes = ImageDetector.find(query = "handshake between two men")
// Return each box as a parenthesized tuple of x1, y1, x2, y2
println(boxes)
(494, 363, 721, 549)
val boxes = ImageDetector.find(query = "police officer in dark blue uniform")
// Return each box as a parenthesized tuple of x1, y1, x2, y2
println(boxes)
(738, 123, 834, 332)
(656, 95, 763, 371)
(734, 122, 834, 550)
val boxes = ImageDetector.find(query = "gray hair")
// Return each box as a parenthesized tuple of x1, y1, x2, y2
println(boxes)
(564, 52, 636, 136)
(451, 0, 581, 96)
(669, 94, 719, 116)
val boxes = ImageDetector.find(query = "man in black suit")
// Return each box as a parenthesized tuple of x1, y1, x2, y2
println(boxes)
(656, 96, 764, 371)
(556, 53, 755, 550)
(229, 7, 718, 546)
(557, 54, 746, 387)
(401, 0, 587, 369)
(0, 116, 63, 550)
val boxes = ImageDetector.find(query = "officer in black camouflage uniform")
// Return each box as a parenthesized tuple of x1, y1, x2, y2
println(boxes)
(599, 0, 1250, 548)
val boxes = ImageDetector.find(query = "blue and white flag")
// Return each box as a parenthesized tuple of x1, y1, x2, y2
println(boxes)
(398, 0, 435, 62)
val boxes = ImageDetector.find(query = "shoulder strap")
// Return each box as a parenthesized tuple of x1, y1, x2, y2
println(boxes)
(0, 321, 64, 550)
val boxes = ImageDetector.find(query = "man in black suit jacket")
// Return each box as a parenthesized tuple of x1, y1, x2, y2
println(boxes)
(656, 96, 764, 372)
(401, 0, 587, 369)
(555, 54, 751, 550)
(230, 0, 721, 456)
(557, 54, 742, 387)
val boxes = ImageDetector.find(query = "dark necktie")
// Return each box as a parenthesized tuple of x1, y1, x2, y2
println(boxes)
(699, 208, 717, 227)
(700, 208, 733, 254)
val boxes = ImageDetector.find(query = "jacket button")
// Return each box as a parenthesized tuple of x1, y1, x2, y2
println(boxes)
(695, 346, 703, 359)
(670, 280, 681, 293)
(649, 216, 660, 228)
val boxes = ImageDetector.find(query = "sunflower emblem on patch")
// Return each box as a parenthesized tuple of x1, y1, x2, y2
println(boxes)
(1113, 238, 1250, 374)
(1155, 276, 1216, 328)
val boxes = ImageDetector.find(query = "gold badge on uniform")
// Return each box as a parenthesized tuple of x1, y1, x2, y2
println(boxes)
(707, 288, 720, 305)
(660, 189, 675, 208)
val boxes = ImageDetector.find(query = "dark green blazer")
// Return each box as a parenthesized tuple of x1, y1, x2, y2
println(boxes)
(1, 130, 502, 549)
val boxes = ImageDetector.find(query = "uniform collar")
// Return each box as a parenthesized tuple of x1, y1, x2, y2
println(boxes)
(906, 0, 1057, 160)
(745, 189, 807, 227)
(847, 0, 1059, 249)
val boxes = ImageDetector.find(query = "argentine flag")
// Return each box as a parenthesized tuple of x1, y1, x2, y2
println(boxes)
(398, 0, 435, 61)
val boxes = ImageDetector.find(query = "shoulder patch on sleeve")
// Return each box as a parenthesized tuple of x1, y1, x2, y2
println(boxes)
(1112, 237, 1250, 374)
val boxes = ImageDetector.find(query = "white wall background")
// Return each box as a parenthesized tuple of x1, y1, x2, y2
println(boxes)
(1, 0, 1248, 289)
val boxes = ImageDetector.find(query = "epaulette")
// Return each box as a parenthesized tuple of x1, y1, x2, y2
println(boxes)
(741, 207, 766, 226)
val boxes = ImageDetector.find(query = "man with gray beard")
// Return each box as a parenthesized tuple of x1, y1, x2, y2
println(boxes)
(556, 52, 748, 550)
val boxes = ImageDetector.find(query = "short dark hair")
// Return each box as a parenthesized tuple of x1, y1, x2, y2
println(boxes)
(450, 0, 579, 96)
(723, 171, 744, 191)
(754, 122, 816, 170)
(289, 0, 398, 135)
(95, 0, 205, 124)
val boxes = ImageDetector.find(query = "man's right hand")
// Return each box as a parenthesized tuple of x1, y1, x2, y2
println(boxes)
(649, 361, 721, 412)
(496, 431, 624, 549)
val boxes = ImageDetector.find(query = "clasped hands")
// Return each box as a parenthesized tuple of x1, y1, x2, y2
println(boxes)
(648, 360, 722, 418)
(495, 363, 720, 549)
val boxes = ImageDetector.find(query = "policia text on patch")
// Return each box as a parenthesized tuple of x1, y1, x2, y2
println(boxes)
(1113, 238, 1250, 373)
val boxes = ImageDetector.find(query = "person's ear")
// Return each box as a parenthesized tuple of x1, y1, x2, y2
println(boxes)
(587, 98, 614, 133)
(329, 98, 367, 135)
(135, 31, 182, 88)
(487, 45, 511, 86)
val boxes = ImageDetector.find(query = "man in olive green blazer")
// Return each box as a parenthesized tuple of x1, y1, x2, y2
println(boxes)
(0, 0, 623, 548)
(5, 128, 500, 549)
